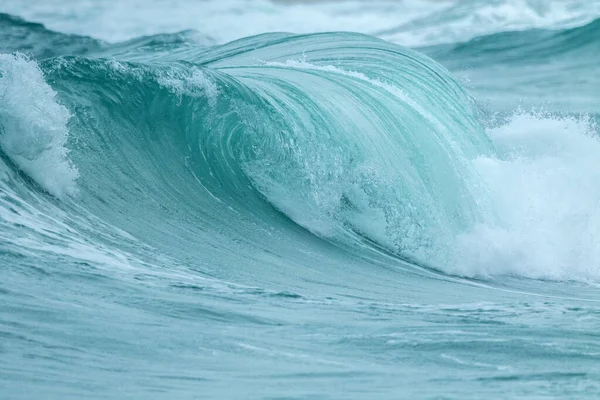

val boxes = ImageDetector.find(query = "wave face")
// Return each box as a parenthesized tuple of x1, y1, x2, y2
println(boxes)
(2, 5, 600, 400)
(3, 24, 498, 270)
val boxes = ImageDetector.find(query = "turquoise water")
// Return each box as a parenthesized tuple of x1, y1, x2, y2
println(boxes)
(2, 1, 600, 399)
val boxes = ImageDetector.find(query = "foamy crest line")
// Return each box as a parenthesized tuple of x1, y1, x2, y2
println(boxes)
(156, 66, 218, 106)
(454, 112, 600, 282)
(0, 53, 78, 197)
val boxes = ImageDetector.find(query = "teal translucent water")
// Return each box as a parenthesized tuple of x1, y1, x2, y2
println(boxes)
(2, 2, 600, 399)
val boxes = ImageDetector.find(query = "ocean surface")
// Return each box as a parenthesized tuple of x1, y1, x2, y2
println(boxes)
(1, 0, 600, 398)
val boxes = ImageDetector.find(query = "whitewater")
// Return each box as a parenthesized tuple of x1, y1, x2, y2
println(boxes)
(1, 0, 600, 399)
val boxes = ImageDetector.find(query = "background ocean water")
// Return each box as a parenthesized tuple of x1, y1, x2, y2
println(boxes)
(1, 0, 600, 399)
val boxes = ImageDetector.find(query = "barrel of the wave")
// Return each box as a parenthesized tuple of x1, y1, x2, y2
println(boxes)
(195, 32, 497, 268)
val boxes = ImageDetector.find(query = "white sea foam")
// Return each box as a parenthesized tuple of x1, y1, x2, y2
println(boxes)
(157, 67, 218, 106)
(0, 53, 78, 197)
(454, 111, 600, 281)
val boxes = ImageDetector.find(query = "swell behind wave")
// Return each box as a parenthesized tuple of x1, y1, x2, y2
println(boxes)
(423, 16, 600, 65)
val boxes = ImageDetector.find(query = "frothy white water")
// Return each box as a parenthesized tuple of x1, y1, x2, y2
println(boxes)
(0, 54, 78, 197)
(455, 112, 600, 281)
(2, 0, 600, 47)
(241, 59, 600, 283)
(156, 66, 219, 106)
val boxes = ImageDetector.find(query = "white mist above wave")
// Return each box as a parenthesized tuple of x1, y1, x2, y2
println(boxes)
(0, 54, 78, 197)
(2, 0, 600, 47)
(454, 112, 600, 281)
